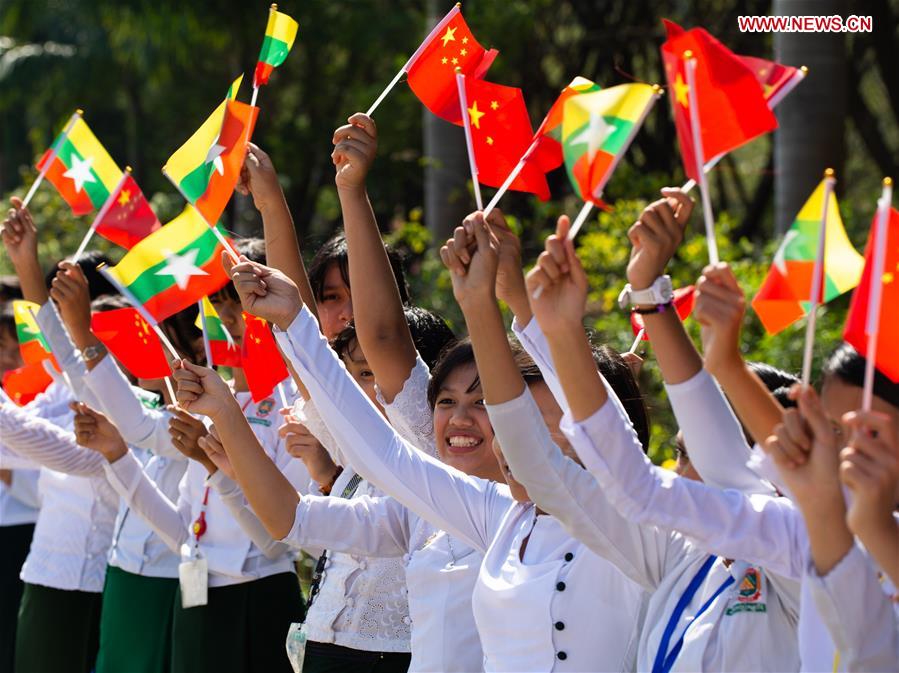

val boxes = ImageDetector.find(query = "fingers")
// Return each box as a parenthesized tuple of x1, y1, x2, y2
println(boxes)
(660, 187, 695, 225)
(796, 385, 833, 447)
(769, 408, 811, 467)
(440, 240, 465, 276)
(555, 214, 571, 241)
(345, 113, 378, 139)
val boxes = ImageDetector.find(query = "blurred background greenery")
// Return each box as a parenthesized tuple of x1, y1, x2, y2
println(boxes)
(1, 0, 897, 461)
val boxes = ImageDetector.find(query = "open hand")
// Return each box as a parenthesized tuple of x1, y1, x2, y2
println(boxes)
(626, 188, 693, 291)
(198, 425, 236, 481)
(332, 113, 377, 192)
(279, 409, 338, 485)
(71, 401, 127, 462)
(167, 405, 210, 463)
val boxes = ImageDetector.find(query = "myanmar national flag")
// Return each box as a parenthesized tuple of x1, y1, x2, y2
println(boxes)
(35, 114, 123, 216)
(843, 207, 899, 382)
(196, 297, 241, 367)
(163, 77, 259, 226)
(12, 300, 52, 365)
(561, 83, 656, 205)
(254, 7, 299, 87)
(529, 77, 601, 174)
(752, 179, 865, 334)
(105, 206, 231, 323)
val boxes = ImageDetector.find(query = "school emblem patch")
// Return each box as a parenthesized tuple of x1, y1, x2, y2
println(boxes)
(726, 566, 766, 615)
(257, 399, 275, 417)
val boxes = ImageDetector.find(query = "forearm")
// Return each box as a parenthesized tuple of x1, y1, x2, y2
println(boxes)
(211, 401, 299, 539)
(544, 322, 607, 422)
(12, 257, 49, 305)
(800, 496, 854, 576)
(854, 514, 899, 587)
(461, 295, 525, 405)
(713, 360, 784, 444)
(640, 309, 702, 384)
(260, 196, 317, 317)
(339, 186, 416, 402)
(209, 471, 291, 558)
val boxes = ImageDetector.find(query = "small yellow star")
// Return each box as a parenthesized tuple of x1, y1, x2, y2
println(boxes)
(117, 189, 131, 207)
(468, 100, 486, 129)
(441, 57, 448, 64)
(486, 136, 494, 145)
(674, 73, 689, 108)
(462, 36, 469, 44)
(441, 26, 457, 46)
(460, 48, 468, 57)
(884, 271, 895, 285)
(490, 100, 499, 110)
(451, 57, 458, 65)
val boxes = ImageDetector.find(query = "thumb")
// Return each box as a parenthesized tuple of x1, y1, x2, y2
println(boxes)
(10, 196, 23, 209)
(797, 386, 832, 445)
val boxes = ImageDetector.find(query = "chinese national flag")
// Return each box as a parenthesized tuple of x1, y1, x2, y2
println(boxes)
(630, 286, 696, 340)
(241, 313, 289, 402)
(463, 77, 550, 200)
(2, 361, 53, 406)
(660, 20, 777, 182)
(91, 308, 172, 379)
(842, 207, 899, 382)
(95, 174, 161, 249)
(405, 6, 498, 125)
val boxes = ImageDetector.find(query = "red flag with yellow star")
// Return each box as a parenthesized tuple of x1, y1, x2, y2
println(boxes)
(94, 174, 161, 249)
(405, 5, 497, 125)
(463, 77, 550, 200)
(843, 207, 899, 382)
(660, 21, 777, 182)
(241, 313, 289, 402)
(90, 307, 172, 379)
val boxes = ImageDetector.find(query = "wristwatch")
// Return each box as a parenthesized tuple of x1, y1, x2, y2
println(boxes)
(81, 343, 108, 363)
(618, 275, 673, 309)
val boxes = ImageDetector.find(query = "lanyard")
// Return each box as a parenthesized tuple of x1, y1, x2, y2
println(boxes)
(190, 397, 251, 549)
(652, 555, 735, 673)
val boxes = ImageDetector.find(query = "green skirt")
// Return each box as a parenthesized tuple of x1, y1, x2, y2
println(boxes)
(171, 572, 304, 673)
(14, 582, 102, 673)
(95, 566, 178, 673)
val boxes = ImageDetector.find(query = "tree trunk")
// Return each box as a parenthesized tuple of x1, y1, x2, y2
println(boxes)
(773, 0, 848, 234)
(423, 0, 471, 243)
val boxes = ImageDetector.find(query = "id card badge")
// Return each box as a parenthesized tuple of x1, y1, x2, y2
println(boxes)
(285, 622, 307, 673)
(179, 553, 208, 608)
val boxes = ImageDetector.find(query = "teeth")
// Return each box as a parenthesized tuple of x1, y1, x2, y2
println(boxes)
(447, 436, 481, 448)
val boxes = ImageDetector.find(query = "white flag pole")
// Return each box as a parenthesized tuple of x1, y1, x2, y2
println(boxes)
(366, 4, 461, 117)
(22, 110, 83, 209)
(456, 69, 483, 210)
(629, 328, 646, 353)
(684, 53, 719, 265)
(26, 306, 74, 393)
(482, 137, 539, 217)
(72, 167, 132, 263)
(681, 65, 807, 193)
(861, 177, 893, 411)
(800, 169, 836, 387)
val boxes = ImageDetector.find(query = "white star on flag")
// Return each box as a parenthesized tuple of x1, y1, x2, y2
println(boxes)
(63, 155, 97, 193)
(154, 248, 208, 290)
(569, 112, 616, 163)
(205, 142, 226, 176)
(774, 230, 800, 275)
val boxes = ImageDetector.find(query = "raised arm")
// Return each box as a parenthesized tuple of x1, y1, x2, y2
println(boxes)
(333, 113, 416, 402)
(1, 197, 48, 304)
(527, 224, 807, 581)
(222, 256, 506, 552)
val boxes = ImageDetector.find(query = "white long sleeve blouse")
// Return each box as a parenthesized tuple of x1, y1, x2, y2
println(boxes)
(275, 306, 645, 672)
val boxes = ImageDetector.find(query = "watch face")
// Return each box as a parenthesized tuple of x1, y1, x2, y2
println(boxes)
(659, 276, 674, 301)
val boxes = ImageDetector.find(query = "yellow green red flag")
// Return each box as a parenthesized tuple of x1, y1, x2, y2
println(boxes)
(196, 296, 241, 367)
(561, 83, 656, 205)
(35, 114, 123, 216)
(12, 300, 52, 364)
(105, 206, 231, 323)
(752, 179, 865, 334)
(254, 7, 299, 87)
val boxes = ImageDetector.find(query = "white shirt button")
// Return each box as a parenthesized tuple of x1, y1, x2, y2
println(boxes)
(345, 597, 355, 608)
(402, 553, 411, 564)
(402, 616, 412, 626)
